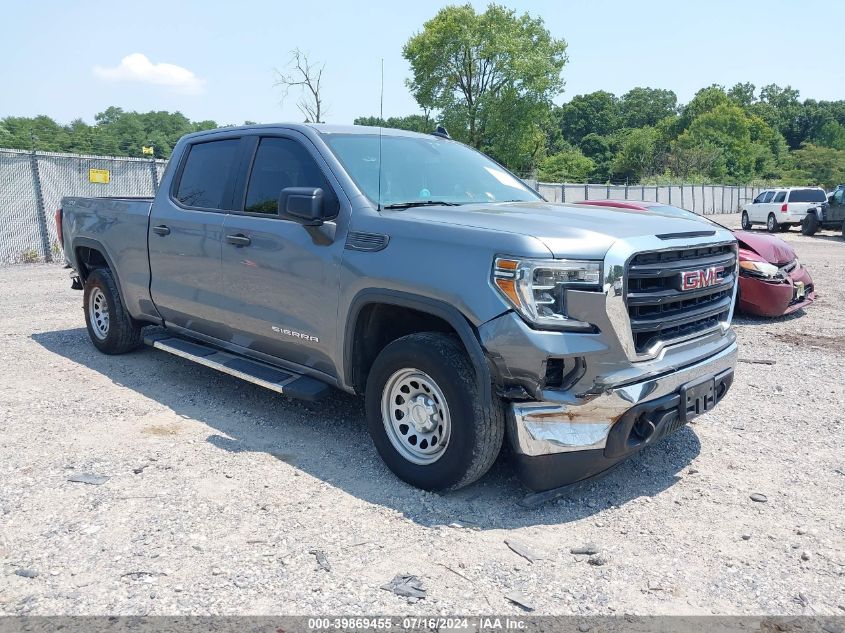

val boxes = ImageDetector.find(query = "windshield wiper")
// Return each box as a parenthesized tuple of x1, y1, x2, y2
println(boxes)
(382, 200, 462, 209)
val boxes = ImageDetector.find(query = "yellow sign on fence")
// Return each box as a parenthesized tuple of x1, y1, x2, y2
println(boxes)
(88, 168, 110, 184)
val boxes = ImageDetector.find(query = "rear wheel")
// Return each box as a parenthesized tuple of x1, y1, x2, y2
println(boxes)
(83, 268, 142, 354)
(802, 213, 819, 236)
(767, 213, 778, 233)
(741, 211, 751, 230)
(365, 332, 504, 491)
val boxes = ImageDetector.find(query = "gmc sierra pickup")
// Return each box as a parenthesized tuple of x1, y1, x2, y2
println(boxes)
(59, 124, 738, 495)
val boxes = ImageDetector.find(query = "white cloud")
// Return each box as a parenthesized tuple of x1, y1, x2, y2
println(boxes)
(93, 53, 205, 94)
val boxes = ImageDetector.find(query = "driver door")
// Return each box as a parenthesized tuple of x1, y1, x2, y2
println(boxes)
(217, 133, 348, 375)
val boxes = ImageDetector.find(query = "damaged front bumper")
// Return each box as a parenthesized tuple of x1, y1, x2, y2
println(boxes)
(508, 341, 737, 491)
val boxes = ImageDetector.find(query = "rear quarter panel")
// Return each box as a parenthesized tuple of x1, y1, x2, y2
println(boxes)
(63, 196, 156, 320)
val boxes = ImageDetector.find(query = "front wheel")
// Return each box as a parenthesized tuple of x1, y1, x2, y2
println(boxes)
(767, 213, 778, 233)
(365, 332, 504, 491)
(741, 211, 752, 230)
(83, 268, 142, 354)
(802, 213, 819, 236)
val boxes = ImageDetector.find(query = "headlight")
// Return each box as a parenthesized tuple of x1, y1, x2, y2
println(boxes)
(493, 257, 601, 330)
(739, 260, 781, 279)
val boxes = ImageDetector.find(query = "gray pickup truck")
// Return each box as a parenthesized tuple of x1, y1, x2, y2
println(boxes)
(59, 124, 738, 495)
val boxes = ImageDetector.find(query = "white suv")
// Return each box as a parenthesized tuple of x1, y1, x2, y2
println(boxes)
(742, 187, 828, 233)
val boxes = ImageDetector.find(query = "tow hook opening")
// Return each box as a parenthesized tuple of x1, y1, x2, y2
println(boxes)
(631, 415, 656, 443)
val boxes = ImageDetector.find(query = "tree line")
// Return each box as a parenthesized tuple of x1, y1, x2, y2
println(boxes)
(354, 4, 845, 188)
(3, 4, 844, 188)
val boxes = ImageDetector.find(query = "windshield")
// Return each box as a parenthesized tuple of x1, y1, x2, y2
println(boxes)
(788, 188, 826, 203)
(320, 133, 540, 207)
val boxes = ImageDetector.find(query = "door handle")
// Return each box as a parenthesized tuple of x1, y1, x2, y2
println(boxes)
(152, 225, 171, 236)
(226, 233, 251, 247)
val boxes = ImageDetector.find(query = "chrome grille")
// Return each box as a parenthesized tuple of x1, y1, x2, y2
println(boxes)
(625, 243, 736, 355)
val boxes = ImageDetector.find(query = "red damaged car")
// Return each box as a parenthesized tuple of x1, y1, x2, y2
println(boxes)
(573, 200, 815, 317)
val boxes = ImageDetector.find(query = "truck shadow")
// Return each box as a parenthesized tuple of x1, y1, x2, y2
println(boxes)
(32, 327, 700, 530)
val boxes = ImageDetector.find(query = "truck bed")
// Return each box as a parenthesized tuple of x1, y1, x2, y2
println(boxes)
(61, 195, 155, 319)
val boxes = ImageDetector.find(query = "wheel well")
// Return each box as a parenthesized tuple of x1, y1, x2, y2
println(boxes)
(74, 246, 109, 280)
(350, 303, 462, 393)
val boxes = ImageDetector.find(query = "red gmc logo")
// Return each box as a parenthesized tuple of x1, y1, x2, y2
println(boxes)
(680, 266, 724, 291)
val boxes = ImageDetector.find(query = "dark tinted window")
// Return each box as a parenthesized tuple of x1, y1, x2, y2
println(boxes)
(787, 188, 826, 202)
(175, 139, 239, 209)
(753, 191, 767, 203)
(245, 137, 338, 215)
(773, 191, 786, 203)
(762, 191, 775, 203)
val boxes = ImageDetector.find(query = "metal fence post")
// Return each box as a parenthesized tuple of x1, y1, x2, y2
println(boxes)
(149, 158, 159, 193)
(584, 184, 588, 200)
(29, 150, 52, 263)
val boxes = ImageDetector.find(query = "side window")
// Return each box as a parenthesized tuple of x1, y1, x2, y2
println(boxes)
(753, 192, 767, 203)
(175, 139, 240, 210)
(772, 191, 786, 203)
(762, 191, 775, 203)
(833, 190, 844, 205)
(245, 137, 339, 216)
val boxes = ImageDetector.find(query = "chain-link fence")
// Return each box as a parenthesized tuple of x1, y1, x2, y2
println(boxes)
(0, 148, 166, 265)
(0, 147, 763, 266)
(529, 181, 762, 216)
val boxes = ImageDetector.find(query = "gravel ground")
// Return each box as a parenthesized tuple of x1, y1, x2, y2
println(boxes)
(1, 214, 843, 616)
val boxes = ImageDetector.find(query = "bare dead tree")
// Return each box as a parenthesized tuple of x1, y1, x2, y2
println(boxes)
(274, 49, 327, 123)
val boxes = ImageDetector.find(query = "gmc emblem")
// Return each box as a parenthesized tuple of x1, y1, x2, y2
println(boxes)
(680, 266, 724, 291)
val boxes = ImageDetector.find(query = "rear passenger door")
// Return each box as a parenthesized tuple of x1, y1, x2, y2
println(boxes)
(149, 136, 242, 338)
(218, 133, 348, 376)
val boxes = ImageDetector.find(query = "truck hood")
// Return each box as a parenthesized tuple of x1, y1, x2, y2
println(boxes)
(394, 201, 731, 258)
(733, 230, 795, 266)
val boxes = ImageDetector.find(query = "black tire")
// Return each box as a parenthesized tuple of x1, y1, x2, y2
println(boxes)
(741, 211, 751, 230)
(83, 268, 143, 354)
(841, 220, 845, 240)
(802, 213, 819, 236)
(767, 213, 778, 233)
(365, 332, 504, 491)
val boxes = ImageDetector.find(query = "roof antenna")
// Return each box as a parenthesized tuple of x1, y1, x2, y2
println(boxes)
(377, 57, 384, 211)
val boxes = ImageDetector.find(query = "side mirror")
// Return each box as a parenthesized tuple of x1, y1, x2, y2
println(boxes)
(278, 187, 326, 226)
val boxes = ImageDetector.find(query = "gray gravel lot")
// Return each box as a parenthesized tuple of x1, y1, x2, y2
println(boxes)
(1, 214, 843, 616)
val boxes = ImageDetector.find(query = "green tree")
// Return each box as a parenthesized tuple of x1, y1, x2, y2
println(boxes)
(537, 148, 595, 182)
(403, 3, 567, 169)
(727, 82, 756, 108)
(812, 120, 845, 150)
(783, 143, 845, 189)
(671, 103, 784, 182)
(556, 91, 618, 144)
(611, 126, 661, 182)
(619, 87, 677, 129)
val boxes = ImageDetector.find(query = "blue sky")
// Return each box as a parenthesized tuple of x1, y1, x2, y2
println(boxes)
(3, 0, 842, 125)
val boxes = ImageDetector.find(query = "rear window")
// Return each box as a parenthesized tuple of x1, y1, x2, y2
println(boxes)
(787, 188, 826, 203)
(175, 139, 239, 209)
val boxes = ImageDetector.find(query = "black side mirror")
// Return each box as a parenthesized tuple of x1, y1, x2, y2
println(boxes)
(278, 187, 325, 226)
